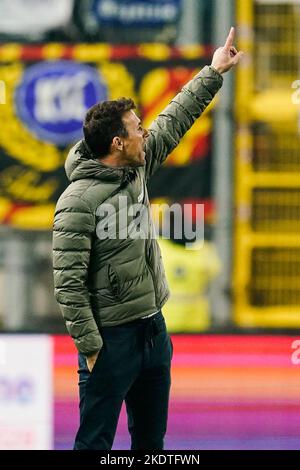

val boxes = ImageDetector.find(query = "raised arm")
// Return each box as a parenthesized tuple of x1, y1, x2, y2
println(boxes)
(145, 27, 243, 180)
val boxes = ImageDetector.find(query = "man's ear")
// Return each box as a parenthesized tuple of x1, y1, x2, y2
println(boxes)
(111, 136, 123, 151)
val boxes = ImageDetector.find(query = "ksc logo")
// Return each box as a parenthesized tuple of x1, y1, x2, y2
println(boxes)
(15, 61, 107, 145)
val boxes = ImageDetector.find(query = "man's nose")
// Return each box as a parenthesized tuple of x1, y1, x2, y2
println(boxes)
(143, 128, 150, 139)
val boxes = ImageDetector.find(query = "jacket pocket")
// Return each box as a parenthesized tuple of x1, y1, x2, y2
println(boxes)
(107, 264, 121, 299)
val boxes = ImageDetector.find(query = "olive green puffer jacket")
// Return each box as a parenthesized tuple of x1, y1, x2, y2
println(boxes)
(53, 65, 223, 356)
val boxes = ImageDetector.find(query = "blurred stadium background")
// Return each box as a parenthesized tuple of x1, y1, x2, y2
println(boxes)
(1, 0, 300, 450)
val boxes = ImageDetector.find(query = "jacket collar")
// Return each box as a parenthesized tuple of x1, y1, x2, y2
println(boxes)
(65, 140, 138, 184)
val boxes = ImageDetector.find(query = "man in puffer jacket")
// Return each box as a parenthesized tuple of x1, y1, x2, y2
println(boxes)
(53, 27, 242, 450)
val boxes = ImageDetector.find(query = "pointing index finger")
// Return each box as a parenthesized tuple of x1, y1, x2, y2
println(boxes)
(224, 27, 235, 51)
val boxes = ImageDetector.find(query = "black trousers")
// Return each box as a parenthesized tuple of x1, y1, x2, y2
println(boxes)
(74, 311, 173, 450)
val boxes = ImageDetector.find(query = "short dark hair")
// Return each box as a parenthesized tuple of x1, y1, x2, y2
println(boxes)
(83, 98, 136, 158)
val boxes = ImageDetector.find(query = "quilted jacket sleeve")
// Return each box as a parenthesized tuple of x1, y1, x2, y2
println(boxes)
(145, 65, 223, 180)
(53, 195, 102, 356)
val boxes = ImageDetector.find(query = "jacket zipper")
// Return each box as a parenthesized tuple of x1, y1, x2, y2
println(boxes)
(145, 248, 158, 307)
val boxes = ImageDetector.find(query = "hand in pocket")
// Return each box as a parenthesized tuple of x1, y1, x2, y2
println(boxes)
(86, 350, 100, 372)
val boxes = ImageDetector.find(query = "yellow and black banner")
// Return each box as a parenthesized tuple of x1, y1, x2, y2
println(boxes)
(0, 44, 215, 229)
